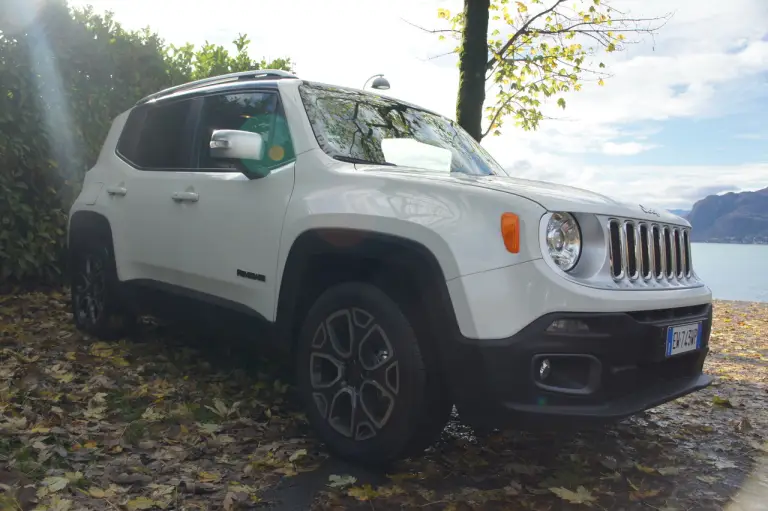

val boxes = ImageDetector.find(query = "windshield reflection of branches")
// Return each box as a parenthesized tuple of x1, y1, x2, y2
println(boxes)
(300, 83, 507, 176)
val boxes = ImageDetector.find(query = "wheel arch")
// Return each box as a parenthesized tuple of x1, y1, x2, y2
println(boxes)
(67, 211, 115, 271)
(274, 228, 462, 355)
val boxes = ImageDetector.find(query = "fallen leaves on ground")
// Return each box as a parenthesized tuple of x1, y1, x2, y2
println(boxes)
(1, 291, 766, 510)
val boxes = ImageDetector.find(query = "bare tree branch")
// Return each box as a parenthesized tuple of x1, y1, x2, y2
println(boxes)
(399, 17, 460, 34)
(426, 50, 459, 60)
(482, 95, 522, 139)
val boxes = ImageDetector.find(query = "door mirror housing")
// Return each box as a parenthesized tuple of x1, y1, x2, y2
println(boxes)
(210, 129, 265, 168)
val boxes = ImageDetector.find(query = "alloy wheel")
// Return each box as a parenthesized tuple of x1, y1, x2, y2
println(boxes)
(309, 307, 400, 441)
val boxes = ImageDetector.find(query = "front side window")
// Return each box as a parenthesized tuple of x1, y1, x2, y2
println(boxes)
(298, 82, 508, 176)
(117, 98, 195, 170)
(196, 92, 295, 176)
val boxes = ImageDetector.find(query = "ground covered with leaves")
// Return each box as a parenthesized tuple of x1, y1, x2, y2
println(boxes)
(1, 291, 766, 510)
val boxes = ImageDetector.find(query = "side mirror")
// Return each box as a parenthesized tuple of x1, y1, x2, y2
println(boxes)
(210, 129, 264, 162)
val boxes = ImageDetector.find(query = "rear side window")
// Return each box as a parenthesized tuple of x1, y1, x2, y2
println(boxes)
(116, 98, 195, 170)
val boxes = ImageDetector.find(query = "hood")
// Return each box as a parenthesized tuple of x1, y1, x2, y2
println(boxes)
(358, 166, 688, 226)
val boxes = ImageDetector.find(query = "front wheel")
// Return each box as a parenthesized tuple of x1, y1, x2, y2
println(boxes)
(295, 282, 450, 464)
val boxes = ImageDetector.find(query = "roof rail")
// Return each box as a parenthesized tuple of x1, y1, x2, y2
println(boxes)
(135, 69, 299, 105)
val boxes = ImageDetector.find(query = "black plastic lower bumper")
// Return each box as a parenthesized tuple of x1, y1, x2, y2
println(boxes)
(443, 303, 714, 429)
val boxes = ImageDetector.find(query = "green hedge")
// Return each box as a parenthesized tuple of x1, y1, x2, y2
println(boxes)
(0, 0, 292, 283)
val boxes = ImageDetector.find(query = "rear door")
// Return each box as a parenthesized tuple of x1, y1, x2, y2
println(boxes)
(110, 96, 198, 286)
(169, 90, 297, 320)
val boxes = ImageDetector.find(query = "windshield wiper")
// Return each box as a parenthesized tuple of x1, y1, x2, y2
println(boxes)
(333, 155, 396, 166)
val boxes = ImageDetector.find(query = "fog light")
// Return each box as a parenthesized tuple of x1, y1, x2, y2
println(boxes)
(539, 358, 551, 380)
(546, 319, 590, 334)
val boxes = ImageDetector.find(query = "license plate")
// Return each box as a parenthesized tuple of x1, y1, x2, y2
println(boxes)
(666, 322, 701, 357)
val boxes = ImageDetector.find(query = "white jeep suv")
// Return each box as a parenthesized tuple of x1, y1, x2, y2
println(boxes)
(67, 70, 714, 464)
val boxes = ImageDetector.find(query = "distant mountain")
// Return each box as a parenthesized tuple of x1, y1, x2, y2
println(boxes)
(687, 187, 768, 244)
(667, 209, 690, 218)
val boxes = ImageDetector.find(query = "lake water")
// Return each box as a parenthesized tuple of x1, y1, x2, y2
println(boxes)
(691, 243, 768, 303)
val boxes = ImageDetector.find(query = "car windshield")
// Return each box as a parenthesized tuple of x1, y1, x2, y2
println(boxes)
(299, 82, 508, 176)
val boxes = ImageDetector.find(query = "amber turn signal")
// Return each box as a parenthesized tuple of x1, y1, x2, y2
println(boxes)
(501, 213, 520, 253)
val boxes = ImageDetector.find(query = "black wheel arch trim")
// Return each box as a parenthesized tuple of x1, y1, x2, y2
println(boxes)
(67, 211, 116, 274)
(274, 228, 463, 354)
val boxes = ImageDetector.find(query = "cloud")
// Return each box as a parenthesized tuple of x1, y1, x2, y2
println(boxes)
(675, 185, 740, 200)
(734, 133, 768, 140)
(503, 161, 768, 209)
(602, 142, 657, 156)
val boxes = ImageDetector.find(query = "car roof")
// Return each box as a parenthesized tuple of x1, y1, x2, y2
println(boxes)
(134, 70, 446, 121)
(135, 69, 298, 106)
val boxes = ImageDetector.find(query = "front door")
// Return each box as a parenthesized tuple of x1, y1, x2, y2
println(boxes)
(171, 90, 297, 321)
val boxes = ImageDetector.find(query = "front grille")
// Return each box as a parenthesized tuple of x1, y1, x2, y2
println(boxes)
(608, 219, 693, 283)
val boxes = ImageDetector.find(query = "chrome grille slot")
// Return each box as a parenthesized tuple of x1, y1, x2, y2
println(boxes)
(609, 220, 623, 278)
(606, 217, 695, 287)
(624, 221, 639, 280)
(674, 229, 684, 279)
(663, 227, 674, 278)
(639, 223, 651, 279)
(652, 225, 663, 279)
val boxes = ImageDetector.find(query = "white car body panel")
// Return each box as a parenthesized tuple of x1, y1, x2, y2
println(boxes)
(161, 164, 296, 316)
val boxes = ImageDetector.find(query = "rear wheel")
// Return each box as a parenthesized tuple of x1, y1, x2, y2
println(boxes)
(70, 239, 135, 339)
(296, 281, 450, 464)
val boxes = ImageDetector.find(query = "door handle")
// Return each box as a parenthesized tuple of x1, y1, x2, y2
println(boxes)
(171, 191, 199, 203)
(106, 186, 127, 196)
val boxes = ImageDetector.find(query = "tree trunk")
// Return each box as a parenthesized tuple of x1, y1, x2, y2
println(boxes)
(456, 0, 490, 142)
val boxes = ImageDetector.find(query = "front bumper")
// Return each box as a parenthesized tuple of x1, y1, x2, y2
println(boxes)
(444, 303, 713, 429)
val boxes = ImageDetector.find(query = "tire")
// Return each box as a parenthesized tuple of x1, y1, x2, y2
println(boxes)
(295, 281, 450, 465)
(70, 238, 135, 340)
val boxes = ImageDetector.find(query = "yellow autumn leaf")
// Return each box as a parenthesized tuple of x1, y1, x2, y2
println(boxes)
(126, 496, 156, 511)
(635, 463, 657, 474)
(347, 484, 380, 501)
(288, 448, 307, 463)
(198, 471, 222, 483)
(550, 486, 597, 505)
(88, 487, 106, 498)
(90, 342, 113, 357)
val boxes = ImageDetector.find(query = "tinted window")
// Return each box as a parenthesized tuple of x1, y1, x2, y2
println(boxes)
(298, 82, 507, 176)
(196, 92, 295, 176)
(117, 99, 194, 169)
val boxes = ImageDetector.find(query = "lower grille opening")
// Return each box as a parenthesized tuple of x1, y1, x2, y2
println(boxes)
(626, 304, 710, 323)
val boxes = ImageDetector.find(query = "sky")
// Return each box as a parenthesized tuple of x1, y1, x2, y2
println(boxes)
(64, 0, 768, 210)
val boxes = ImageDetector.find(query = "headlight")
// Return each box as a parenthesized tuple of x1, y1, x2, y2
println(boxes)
(545, 212, 581, 271)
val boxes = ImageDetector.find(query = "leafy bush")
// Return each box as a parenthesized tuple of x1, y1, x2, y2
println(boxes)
(0, 0, 292, 283)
